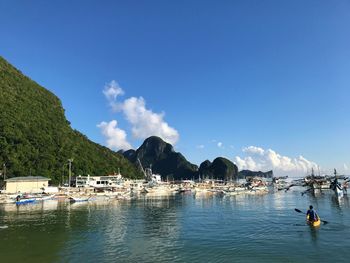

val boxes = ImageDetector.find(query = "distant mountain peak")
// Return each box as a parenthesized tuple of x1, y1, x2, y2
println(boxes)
(123, 136, 197, 180)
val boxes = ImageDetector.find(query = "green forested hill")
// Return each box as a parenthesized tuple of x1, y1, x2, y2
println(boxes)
(0, 56, 142, 184)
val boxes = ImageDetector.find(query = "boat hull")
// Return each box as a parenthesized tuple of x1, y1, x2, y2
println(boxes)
(15, 198, 36, 205)
(307, 215, 321, 227)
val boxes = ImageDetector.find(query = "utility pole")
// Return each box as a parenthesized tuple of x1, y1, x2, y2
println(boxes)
(3, 163, 6, 181)
(61, 164, 66, 187)
(68, 159, 73, 190)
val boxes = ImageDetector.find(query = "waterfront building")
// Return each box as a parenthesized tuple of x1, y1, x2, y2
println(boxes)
(74, 173, 123, 189)
(4, 176, 50, 193)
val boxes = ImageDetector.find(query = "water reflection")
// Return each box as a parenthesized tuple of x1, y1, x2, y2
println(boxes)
(0, 200, 69, 263)
(309, 225, 319, 244)
(1, 200, 60, 213)
(331, 195, 350, 210)
(0, 192, 350, 262)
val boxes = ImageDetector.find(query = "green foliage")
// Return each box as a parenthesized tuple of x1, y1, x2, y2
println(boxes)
(0, 56, 143, 184)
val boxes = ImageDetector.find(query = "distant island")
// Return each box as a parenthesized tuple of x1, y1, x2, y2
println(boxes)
(121, 136, 273, 181)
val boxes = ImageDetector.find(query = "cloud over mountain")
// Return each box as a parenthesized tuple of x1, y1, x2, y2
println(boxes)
(235, 146, 318, 176)
(99, 80, 179, 149)
(97, 120, 132, 150)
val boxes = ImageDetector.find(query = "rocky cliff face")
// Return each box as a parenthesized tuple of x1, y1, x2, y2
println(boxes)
(123, 136, 198, 180)
(199, 157, 238, 181)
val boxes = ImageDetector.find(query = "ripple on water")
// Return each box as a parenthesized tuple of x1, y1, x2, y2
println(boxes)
(1, 192, 350, 262)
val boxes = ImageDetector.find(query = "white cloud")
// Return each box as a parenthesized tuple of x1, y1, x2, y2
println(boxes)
(344, 163, 348, 171)
(243, 146, 264, 155)
(235, 146, 318, 177)
(120, 97, 179, 144)
(103, 81, 124, 110)
(97, 120, 132, 150)
(197, 145, 205, 149)
(217, 142, 223, 148)
(101, 80, 179, 145)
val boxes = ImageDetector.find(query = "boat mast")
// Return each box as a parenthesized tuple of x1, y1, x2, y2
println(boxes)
(68, 158, 73, 189)
(137, 158, 147, 179)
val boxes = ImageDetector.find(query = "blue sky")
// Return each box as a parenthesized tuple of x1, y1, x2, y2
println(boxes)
(1, 1, 349, 175)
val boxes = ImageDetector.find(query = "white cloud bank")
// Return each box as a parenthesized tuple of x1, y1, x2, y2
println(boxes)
(234, 146, 318, 177)
(97, 120, 132, 150)
(98, 80, 179, 150)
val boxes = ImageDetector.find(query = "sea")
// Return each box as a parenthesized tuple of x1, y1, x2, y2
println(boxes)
(1, 190, 350, 263)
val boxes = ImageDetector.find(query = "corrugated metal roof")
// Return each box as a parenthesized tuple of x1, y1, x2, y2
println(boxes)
(5, 176, 51, 182)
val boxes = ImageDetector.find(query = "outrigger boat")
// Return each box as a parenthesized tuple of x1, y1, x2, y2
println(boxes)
(35, 194, 56, 201)
(15, 198, 36, 205)
(330, 169, 344, 198)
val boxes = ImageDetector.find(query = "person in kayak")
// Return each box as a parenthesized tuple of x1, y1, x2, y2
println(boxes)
(306, 205, 319, 222)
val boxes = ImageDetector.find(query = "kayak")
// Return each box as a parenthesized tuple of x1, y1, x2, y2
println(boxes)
(307, 215, 321, 227)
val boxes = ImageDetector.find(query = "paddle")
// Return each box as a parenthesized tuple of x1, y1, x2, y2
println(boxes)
(294, 208, 328, 224)
(301, 188, 312, 196)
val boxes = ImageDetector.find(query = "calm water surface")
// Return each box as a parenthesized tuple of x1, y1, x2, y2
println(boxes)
(1, 190, 350, 262)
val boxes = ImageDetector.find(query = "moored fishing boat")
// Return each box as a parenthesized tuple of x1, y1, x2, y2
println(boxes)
(69, 196, 91, 202)
(334, 184, 344, 198)
(35, 194, 56, 201)
(330, 170, 344, 198)
(15, 198, 36, 205)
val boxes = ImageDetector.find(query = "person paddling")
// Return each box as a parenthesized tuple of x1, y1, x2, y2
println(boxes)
(306, 205, 319, 222)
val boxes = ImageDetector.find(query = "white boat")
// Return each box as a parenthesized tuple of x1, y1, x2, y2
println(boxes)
(335, 184, 344, 198)
(0, 196, 16, 204)
(331, 180, 344, 198)
(69, 196, 91, 202)
(35, 194, 56, 201)
(223, 186, 250, 195)
(331, 170, 344, 198)
(141, 184, 173, 195)
(130, 181, 146, 193)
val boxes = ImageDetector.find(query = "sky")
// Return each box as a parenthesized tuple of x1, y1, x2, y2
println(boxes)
(0, 0, 349, 176)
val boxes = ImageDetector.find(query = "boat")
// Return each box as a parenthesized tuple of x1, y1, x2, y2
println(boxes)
(15, 198, 36, 205)
(306, 215, 321, 227)
(330, 170, 344, 198)
(273, 176, 289, 191)
(334, 183, 344, 198)
(35, 194, 56, 201)
(141, 184, 174, 195)
(69, 196, 91, 202)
